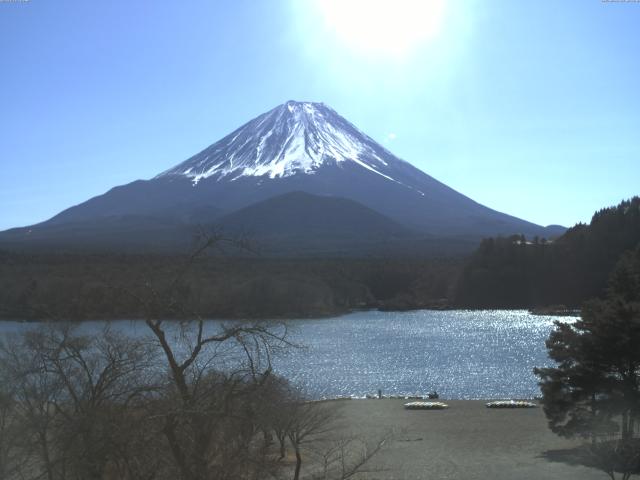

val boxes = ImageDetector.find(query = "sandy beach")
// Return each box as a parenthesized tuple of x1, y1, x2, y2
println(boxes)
(325, 399, 604, 480)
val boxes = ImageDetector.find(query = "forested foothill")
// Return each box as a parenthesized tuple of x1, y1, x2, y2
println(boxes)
(1, 197, 638, 320)
(454, 197, 640, 309)
(0, 252, 459, 321)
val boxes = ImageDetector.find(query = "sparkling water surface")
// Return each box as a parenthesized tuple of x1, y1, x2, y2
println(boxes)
(276, 310, 569, 399)
(0, 310, 571, 400)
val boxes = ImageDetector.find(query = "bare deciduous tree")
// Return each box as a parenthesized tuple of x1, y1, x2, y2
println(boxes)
(0, 324, 159, 480)
(310, 434, 391, 480)
(0, 235, 391, 480)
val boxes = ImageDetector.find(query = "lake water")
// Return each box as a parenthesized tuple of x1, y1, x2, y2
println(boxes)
(0, 310, 572, 400)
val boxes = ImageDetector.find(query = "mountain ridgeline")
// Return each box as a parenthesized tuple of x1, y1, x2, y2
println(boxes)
(454, 197, 640, 308)
(0, 101, 561, 255)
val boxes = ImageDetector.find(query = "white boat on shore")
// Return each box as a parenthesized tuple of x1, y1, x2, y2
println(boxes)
(485, 400, 537, 409)
(404, 401, 449, 410)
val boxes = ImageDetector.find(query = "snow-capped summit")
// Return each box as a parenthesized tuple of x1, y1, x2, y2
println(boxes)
(157, 100, 402, 185)
(0, 100, 564, 253)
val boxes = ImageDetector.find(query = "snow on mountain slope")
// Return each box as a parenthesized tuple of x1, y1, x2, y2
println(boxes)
(157, 100, 410, 188)
(0, 99, 564, 253)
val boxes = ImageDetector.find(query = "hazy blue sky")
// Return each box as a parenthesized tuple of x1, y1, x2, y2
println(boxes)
(1, 0, 638, 230)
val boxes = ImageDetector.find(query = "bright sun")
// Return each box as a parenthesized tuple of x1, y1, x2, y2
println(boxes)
(315, 0, 446, 57)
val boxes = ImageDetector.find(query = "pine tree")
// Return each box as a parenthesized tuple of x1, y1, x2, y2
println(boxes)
(535, 246, 640, 478)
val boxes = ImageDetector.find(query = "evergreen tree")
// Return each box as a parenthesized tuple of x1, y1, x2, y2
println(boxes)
(535, 246, 640, 477)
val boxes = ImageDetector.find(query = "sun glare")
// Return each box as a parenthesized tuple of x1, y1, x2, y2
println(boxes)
(316, 0, 446, 57)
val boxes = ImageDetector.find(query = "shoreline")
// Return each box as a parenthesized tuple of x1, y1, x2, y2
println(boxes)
(328, 398, 603, 480)
(314, 395, 542, 402)
(0, 306, 580, 323)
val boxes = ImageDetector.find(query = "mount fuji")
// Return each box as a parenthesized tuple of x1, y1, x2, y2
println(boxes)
(0, 101, 563, 254)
